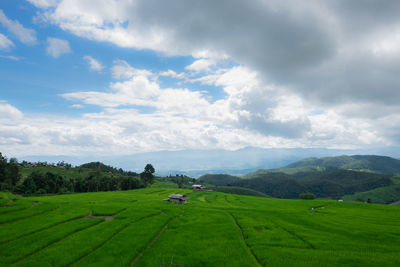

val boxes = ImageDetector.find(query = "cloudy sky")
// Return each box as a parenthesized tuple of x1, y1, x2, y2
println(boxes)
(1, 0, 399, 159)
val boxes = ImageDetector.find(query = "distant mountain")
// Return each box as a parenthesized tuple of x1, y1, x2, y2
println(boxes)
(284, 155, 400, 175)
(19, 147, 400, 177)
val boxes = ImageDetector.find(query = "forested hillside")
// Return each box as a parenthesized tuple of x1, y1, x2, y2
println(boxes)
(200, 170, 393, 199)
(285, 155, 400, 175)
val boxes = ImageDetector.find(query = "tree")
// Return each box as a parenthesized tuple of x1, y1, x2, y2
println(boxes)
(173, 175, 184, 188)
(140, 164, 155, 186)
(299, 192, 316, 200)
(0, 153, 7, 183)
(8, 158, 20, 186)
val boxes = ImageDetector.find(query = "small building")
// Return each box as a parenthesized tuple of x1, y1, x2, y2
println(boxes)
(192, 184, 204, 191)
(164, 194, 189, 204)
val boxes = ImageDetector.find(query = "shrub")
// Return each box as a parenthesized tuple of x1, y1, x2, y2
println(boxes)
(299, 192, 316, 200)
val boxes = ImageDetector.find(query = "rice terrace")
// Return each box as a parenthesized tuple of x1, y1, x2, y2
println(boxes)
(1, 186, 399, 266)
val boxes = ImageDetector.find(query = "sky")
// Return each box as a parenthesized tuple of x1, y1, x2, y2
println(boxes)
(1, 0, 400, 160)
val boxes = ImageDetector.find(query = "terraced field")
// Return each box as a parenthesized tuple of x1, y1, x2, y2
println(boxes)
(0, 189, 400, 266)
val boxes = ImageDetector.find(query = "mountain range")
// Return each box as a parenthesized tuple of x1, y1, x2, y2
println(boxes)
(18, 147, 400, 177)
(199, 155, 400, 202)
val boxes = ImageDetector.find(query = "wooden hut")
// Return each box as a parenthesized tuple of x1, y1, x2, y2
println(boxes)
(192, 184, 204, 191)
(164, 194, 189, 204)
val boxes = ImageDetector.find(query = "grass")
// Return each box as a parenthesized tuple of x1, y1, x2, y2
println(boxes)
(0, 218, 103, 264)
(0, 189, 399, 266)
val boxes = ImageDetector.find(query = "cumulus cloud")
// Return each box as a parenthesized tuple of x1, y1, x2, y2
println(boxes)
(185, 58, 215, 72)
(83, 55, 104, 71)
(0, 102, 23, 120)
(159, 70, 186, 79)
(0, 33, 14, 50)
(27, 0, 59, 9)
(70, 104, 84, 109)
(0, 10, 36, 45)
(111, 60, 152, 80)
(29, 1, 400, 116)
(46, 37, 71, 58)
(0, 59, 395, 157)
(62, 61, 319, 142)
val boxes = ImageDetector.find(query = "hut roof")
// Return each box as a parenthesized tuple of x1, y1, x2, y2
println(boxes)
(168, 194, 189, 200)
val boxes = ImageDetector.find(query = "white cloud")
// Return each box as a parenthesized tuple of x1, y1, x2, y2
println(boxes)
(83, 55, 104, 71)
(27, 0, 59, 9)
(46, 37, 71, 58)
(0, 55, 20, 61)
(70, 104, 84, 109)
(60, 61, 344, 146)
(0, 10, 36, 45)
(0, 33, 14, 50)
(0, 102, 23, 120)
(111, 59, 152, 79)
(185, 58, 215, 72)
(159, 70, 186, 79)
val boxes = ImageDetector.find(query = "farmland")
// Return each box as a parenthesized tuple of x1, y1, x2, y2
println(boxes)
(1, 188, 400, 266)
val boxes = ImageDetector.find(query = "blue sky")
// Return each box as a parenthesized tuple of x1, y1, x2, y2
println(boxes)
(1, 0, 400, 160)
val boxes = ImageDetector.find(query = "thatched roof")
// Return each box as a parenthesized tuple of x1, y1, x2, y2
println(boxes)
(168, 194, 189, 200)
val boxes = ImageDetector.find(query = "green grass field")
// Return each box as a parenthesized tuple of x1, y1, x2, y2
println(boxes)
(1, 188, 399, 266)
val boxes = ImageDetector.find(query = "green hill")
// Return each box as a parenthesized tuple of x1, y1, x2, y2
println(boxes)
(0, 188, 399, 266)
(284, 155, 400, 175)
(242, 166, 323, 179)
(343, 184, 400, 204)
(201, 170, 393, 199)
(198, 174, 241, 186)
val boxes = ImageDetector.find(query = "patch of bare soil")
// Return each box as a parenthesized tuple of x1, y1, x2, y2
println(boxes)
(86, 215, 114, 221)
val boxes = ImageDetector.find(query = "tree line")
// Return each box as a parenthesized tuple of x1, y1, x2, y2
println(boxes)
(0, 153, 155, 195)
(21, 170, 145, 195)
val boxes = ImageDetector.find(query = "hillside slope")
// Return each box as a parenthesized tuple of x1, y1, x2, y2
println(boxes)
(343, 184, 400, 204)
(284, 155, 400, 175)
(201, 170, 393, 199)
